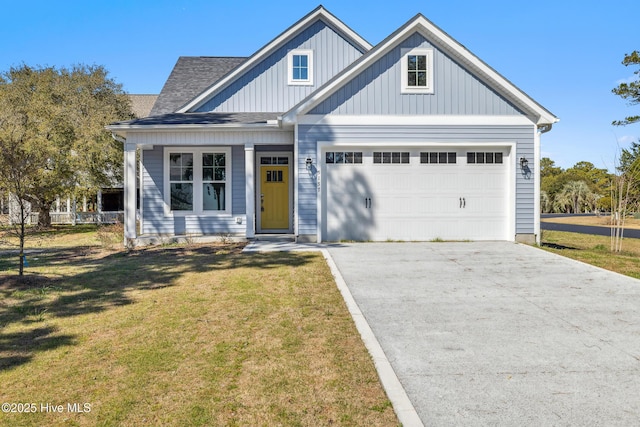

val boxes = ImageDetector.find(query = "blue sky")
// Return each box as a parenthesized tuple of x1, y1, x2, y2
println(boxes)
(1, 0, 638, 171)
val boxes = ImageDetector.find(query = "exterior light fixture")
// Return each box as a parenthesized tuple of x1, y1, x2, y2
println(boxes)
(305, 157, 313, 169)
(520, 157, 528, 169)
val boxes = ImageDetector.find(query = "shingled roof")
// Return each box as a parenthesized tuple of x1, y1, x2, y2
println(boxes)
(111, 112, 280, 127)
(128, 94, 158, 118)
(150, 56, 247, 116)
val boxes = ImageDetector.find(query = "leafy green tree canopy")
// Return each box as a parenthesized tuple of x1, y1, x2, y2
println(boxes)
(0, 64, 133, 226)
(612, 51, 640, 126)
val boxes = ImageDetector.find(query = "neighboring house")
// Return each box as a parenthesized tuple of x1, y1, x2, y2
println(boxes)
(98, 94, 160, 213)
(54, 94, 159, 221)
(107, 6, 558, 244)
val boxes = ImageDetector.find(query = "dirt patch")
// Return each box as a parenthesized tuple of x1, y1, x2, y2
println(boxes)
(0, 274, 58, 290)
(542, 242, 576, 250)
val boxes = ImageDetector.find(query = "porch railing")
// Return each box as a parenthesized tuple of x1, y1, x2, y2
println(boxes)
(27, 211, 125, 225)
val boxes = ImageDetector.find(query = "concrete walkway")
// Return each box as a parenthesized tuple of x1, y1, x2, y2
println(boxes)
(326, 242, 640, 426)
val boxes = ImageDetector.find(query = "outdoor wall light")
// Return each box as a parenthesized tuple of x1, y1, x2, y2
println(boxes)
(305, 157, 313, 170)
(520, 157, 529, 169)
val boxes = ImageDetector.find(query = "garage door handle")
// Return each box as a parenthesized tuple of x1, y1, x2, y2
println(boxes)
(365, 197, 371, 209)
(459, 197, 462, 208)
(463, 197, 466, 208)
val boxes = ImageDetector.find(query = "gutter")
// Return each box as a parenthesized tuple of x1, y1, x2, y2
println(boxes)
(538, 123, 554, 134)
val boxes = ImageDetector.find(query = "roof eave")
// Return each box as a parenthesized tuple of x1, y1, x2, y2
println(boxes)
(106, 122, 282, 136)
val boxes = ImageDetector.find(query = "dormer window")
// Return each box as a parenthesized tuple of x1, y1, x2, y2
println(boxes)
(401, 48, 434, 94)
(288, 49, 314, 86)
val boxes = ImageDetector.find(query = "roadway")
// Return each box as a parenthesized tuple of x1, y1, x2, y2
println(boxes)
(541, 214, 640, 239)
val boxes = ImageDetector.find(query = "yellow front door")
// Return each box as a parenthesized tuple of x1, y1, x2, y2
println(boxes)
(260, 165, 289, 230)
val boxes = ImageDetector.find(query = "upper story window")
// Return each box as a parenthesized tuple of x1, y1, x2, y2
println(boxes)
(288, 49, 314, 86)
(401, 48, 434, 94)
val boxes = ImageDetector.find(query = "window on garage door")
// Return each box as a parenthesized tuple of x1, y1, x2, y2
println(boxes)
(467, 152, 503, 164)
(325, 152, 363, 164)
(373, 152, 410, 164)
(420, 152, 456, 164)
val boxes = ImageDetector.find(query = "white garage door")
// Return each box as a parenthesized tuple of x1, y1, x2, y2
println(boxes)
(322, 147, 512, 241)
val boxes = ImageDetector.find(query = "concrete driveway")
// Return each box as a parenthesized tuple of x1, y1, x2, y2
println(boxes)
(326, 242, 640, 426)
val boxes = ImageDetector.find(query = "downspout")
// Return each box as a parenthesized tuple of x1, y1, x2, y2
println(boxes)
(533, 123, 553, 245)
(111, 133, 126, 144)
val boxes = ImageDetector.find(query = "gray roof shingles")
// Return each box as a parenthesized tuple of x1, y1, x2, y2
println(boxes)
(150, 56, 247, 116)
(113, 112, 280, 126)
(128, 94, 158, 118)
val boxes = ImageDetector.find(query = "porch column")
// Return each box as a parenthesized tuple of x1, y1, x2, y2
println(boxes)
(71, 199, 77, 226)
(245, 143, 255, 238)
(96, 191, 103, 224)
(124, 142, 137, 243)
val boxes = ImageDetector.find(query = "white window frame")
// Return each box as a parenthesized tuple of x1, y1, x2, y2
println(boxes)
(287, 49, 314, 86)
(401, 47, 434, 94)
(163, 147, 232, 216)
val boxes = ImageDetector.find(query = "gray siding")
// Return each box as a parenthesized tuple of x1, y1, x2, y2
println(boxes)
(141, 145, 246, 235)
(297, 123, 536, 237)
(311, 33, 522, 116)
(196, 20, 364, 113)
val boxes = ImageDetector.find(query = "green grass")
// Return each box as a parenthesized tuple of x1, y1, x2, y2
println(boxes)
(540, 229, 640, 279)
(0, 228, 398, 426)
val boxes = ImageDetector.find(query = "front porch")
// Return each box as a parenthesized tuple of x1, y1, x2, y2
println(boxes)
(119, 126, 297, 246)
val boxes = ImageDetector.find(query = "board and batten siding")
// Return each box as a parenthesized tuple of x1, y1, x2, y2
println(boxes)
(195, 20, 365, 113)
(310, 33, 523, 116)
(297, 123, 536, 238)
(140, 145, 246, 235)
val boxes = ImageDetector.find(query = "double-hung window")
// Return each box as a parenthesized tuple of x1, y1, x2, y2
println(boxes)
(165, 147, 231, 215)
(401, 48, 434, 94)
(288, 49, 313, 85)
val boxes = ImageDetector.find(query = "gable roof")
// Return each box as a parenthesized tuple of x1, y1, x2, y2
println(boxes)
(150, 56, 247, 116)
(283, 14, 558, 126)
(177, 5, 372, 113)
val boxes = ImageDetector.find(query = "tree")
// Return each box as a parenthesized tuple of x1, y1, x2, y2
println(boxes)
(0, 64, 133, 275)
(554, 181, 591, 213)
(612, 51, 640, 126)
(541, 159, 611, 213)
(540, 157, 562, 179)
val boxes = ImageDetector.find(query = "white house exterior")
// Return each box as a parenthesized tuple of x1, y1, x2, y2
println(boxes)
(107, 6, 558, 245)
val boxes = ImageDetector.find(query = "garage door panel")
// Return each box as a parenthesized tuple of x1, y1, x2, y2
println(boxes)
(323, 147, 510, 241)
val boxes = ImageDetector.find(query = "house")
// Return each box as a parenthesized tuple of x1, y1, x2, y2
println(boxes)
(107, 6, 557, 245)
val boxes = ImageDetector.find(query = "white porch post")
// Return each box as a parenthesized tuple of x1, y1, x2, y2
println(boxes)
(245, 143, 255, 238)
(71, 198, 77, 226)
(96, 191, 103, 224)
(124, 142, 137, 243)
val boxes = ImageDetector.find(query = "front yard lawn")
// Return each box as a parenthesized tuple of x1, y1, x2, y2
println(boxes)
(0, 229, 397, 426)
(540, 229, 640, 280)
